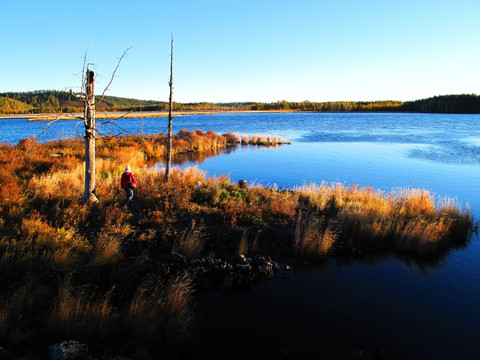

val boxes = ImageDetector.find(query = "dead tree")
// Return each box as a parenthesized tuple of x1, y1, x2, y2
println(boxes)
(70, 48, 131, 204)
(164, 37, 174, 182)
(84, 69, 97, 203)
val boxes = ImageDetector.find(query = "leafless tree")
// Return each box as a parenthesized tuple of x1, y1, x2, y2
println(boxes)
(164, 36, 174, 182)
(70, 48, 131, 203)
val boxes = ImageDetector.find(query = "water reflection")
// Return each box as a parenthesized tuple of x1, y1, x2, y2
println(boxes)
(194, 235, 480, 360)
(283, 235, 473, 283)
(172, 145, 242, 165)
(153, 143, 287, 168)
(333, 246, 470, 276)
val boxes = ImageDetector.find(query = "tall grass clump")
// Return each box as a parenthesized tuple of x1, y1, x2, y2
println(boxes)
(47, 280, 114, 342)
(294, 212, 338, 259)
(174, 221, 205, 260)
(19, 211, 91, 266)
(222, 132, 240, 144)
(248, 133, 286, 146)
(127, 273, 194, 353)
(294, 183, 475, 255)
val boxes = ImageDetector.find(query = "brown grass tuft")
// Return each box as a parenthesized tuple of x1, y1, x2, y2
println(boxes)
(174, 221, 204, 260)
(294, 212, 338, 258)
(127, 273, 194, 347)
(47, 280, 114, 340)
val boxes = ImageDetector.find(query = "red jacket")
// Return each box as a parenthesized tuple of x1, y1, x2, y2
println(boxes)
(121, 171, 137, 189)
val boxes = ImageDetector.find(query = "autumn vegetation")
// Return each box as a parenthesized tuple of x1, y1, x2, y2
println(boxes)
(0, 130, 475, 358)
(1, 91, 480, 114)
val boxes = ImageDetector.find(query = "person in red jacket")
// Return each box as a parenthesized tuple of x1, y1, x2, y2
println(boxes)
(121, 165, 137, 206)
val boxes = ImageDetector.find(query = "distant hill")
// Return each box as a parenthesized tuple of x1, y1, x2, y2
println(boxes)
(0, 90, 479, 114)
(0, 96, 34, 113)
(0, 90, 162, 114)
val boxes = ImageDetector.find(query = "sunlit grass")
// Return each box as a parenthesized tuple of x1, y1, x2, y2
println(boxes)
(0, 131, 475, 357)
(248, 133, 286, 145)
(174, 221, 204, 260)
(294, 182, 474, 254)
(294, 212, 338, 258)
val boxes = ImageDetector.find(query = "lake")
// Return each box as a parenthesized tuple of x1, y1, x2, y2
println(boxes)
(2, 112, 480, 359)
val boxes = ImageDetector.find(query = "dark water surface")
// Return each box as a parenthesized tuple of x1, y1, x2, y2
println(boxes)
(2, 113, 480, 359)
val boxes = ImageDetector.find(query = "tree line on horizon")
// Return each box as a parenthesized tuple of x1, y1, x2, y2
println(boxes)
(0, 90, 479, 115)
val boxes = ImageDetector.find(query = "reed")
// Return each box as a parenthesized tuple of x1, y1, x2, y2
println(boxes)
(19, 211, 91, 266)
(92, 224, 130, 265)
(240, 134, 249, 145)
(127, 273, 194, 349)
(294, 182, 474, 254)
(294, 212, 338, 258)
(222, 132, 240, 144)
(248, 133, 286, 145)
(47, 280, 114, 341)
(174, 221, 204, 260)
(237, 230, 249, 256)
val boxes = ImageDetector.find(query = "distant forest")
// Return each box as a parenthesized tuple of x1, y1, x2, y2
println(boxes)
(0, 90, 479, 114)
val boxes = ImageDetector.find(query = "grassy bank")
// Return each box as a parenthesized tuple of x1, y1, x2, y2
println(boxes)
(0, 131, 475, 358)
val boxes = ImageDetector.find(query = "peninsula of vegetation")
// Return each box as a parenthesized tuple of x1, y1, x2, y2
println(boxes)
(1, 91, 480, 116)
(0, 130, 475, 359)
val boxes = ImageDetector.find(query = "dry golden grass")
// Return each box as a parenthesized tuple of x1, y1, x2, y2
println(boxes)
(47, 280, 114, 340)
(127, 273, 194, 346)
(20, 212, 91, 265)
(240, 134, 249, 144)
(167, 273, 193, 314)
(174, 221, 204, 260)
(248, 133, 286, 145)
(222, 132, 240, 144)
(294, 212, 338, 258)
(28, 164, 84, 201)
(293, 182, 474, 254)
(237, 230, 249, 256)
(158, 167, 209, 211)
(92, 227, 127, 265)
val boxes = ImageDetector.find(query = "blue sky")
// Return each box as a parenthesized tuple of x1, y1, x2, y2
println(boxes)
(1, 0, 479, 102)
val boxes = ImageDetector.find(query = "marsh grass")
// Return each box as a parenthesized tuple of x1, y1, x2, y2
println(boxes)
(0, 286, 36, 341)
(294, 212, 338, 258)
(127, 273, 194, 350)
(0, 132, 475, 357)
(295, 182, 475, 254)
(174, 221, 204, 260)
(18, 211, 91, 266)
(237, 230, 249, 256)
(47, 280, 114, 341)
(248, 133, 286, 146)
(92, 225, 130, 265)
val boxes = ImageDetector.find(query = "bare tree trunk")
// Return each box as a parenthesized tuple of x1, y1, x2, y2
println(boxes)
(164, 37, 174, 182)
(84, 69, 98, 204)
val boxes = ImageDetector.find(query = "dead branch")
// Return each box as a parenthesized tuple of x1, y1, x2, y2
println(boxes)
(75, 121, 85, 137)
(96, 109, 135, 124)
(39, 113, 66, 137)
(95, 109, 135, 135)
(95, 46, 133, 106)
(95, 122, 132, 137)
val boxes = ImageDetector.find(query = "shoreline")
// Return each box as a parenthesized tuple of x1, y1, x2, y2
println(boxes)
(0, 110, 298, 121)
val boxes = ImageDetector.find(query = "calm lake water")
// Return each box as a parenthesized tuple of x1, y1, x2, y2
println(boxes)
(2, 112, 480, 359)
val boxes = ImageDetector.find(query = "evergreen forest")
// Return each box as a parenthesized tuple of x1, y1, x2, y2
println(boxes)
(0, 91, 479, 115)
